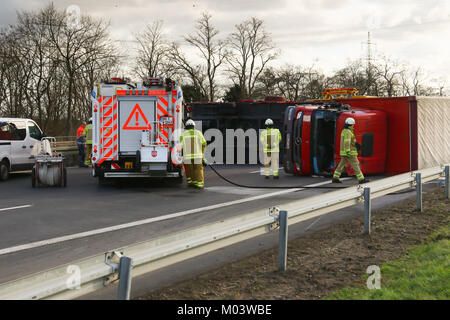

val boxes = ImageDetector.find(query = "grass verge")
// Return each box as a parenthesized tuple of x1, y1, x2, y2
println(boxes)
(325, 223, 450, 299)
(137, 186, 450, 300)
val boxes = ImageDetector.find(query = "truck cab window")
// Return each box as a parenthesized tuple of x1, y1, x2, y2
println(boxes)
(361, 133, 374, 157)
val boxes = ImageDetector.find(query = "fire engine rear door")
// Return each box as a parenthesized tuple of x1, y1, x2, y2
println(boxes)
(118, 97, 156, 154)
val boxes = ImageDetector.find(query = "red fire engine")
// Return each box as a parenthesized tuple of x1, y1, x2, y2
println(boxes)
(91, 77, 184, 182)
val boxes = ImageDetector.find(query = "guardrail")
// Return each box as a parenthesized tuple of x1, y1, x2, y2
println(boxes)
(54, 136, 77, 153)
(0, 164, 448, 300)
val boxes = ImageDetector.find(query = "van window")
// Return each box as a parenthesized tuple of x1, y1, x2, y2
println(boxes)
(28, 121, 43, 140)
(0, 122, 12, 140)
(9, 121, 26, 140)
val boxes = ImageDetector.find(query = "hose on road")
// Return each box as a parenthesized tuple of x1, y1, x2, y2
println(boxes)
(207, 163, 348, 189)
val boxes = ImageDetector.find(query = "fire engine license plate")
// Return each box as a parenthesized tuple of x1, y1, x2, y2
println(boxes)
(125, 162, 133, 169)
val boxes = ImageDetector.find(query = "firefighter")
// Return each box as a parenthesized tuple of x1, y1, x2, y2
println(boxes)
(76, 121, 87, 167)
(180, 119, 207, 189)
(83, 118, 93, 166)
(260, 118, 282, 179)
(332, 117, 370, 184)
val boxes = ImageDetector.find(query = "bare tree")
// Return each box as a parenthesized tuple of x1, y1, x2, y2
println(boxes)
(183, 12, 228, 101)
(0, 4, 120, 135)
(226, 17, 278, 99)
(167, 41, 209, 100)
(329, 59, 367, 93)
(134, 20, 170, 80)
(253, 67, 279, 98)
(376, 55, 404, 97)
(46, 4, 118, 135)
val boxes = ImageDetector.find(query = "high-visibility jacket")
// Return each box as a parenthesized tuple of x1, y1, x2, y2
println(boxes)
(340, 127, 358, 156)
(180, 129, 206, 160)
(83, 124, 93, 145)
(76, 126, 85, 140)
(260, 128, 282, 153)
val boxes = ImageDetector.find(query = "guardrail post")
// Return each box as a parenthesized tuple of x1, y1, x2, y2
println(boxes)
(278, 210, 288, 271)
(117, 256, 132, 300)
(416, 173, 422, 212)
(363, 187, 371, 235)
(445, 166, 450, 199)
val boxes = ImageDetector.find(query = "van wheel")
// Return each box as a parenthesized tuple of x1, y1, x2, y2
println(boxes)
(0, 161, 9, 181)
(32, 167, 36, 188)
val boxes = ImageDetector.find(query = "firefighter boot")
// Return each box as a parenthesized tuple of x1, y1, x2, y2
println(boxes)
(332, 178, 342, 183)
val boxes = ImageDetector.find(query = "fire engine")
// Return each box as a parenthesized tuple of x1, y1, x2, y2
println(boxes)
(283, 88, 450, 177)
(90, 77, 184, 182)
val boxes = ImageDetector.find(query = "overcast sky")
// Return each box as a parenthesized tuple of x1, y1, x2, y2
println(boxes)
(1, 0, 449, 92)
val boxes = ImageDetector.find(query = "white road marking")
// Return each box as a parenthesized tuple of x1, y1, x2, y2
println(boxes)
(250, 167, 283, 174)
(205, 186, 263, 195)
(0, 205, 32, 212)
(0, 178, 349, 255)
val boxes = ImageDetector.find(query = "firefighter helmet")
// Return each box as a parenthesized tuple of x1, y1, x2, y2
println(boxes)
(185, 119, 195, 127)
(265, 118, 274, 126)
(345, 117, 355, 125)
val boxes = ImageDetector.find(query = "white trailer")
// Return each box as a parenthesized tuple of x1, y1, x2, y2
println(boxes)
(91, 77, 184, 181)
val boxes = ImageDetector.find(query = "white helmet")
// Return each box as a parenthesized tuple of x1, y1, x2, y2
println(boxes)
(265, 118, 273, 126)
(345, 117, 355, 125)
(185, 119, 195, 127)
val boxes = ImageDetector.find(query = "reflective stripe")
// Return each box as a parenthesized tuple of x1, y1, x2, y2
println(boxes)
(340, 128, 357, 156)
(260, 128, 281, 152)
(83, 124, 93, 144)
(181, 129, 206, 159)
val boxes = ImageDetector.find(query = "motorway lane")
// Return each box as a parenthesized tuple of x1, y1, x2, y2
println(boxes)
(0, 165, 342, 249)
(0, 165, 374, 284)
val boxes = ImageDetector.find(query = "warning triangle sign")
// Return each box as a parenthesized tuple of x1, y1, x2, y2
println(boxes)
(122, 104, 152, 130)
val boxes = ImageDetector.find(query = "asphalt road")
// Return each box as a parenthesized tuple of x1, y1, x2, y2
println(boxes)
(0, 165, 432, 298)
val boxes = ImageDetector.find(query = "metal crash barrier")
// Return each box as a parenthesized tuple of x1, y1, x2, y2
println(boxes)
(0, 164, 448, 300)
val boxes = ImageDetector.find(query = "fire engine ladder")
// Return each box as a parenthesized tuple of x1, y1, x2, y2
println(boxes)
(99, 96, 118, 163)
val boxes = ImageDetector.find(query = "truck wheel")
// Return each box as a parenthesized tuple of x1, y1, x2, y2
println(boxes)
(31, 167, 36, 188)
(0, 161, 9, 181)
(98, 173, 106, 186)
(135, 150, 141, 172)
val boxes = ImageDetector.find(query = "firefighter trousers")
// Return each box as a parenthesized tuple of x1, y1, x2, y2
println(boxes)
(333, 156, 364, 181)
(85, 144, 92, 166)
(264, 151, 279, 176)
(184, 159, 204, 188)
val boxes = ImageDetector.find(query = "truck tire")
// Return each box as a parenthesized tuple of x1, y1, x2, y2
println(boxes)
(0, 161, 9, 181)
(97, 169, 106, 186)
(135, 150, 141, 172)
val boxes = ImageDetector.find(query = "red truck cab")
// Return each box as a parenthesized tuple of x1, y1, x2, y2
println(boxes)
(284, 103, 388, 177)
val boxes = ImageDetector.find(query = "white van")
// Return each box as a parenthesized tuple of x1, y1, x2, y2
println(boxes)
(0, 118, 44, 181)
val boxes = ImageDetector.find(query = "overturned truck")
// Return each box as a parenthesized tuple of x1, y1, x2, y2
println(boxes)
(283, 96, 450, 176)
